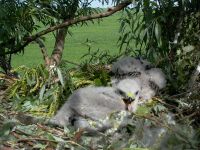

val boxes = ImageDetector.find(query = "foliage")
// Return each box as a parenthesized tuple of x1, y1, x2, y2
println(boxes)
(79, 44, 122, 86)
(0, 0, 200, 149)
(118, 0, 200, 93)
(5, 60, 112, 116)
(1, 56, 200, 149)
(0, 0, 122, 72)
(0, 0, 39, 73)
(82, 47, 116, 65)
(0, 0, 41, 51)
(0, 97, 199, 149)
(0, 0, 99, 54)
(12, 13, 121, 67)
(6, 65, 66, 116)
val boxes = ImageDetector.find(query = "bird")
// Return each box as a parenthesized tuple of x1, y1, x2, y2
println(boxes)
(111, 56, 145, 77)
(50, 78, 142, 132)
(111, 56, 166, 101)
(50, 56, 166, 133)
(146, 68, 166, 90)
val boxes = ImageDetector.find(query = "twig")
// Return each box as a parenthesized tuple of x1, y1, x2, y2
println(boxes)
(2, 143, 19, 150)
(14, 128, 33, 136)
(11, 131, 34, 146)
(135, 113, 167, 128)
(37, 123, 66, 137)
(17, 137, 57, 143)
(17, 138, 87, 149)
(168, 91, 189, 98)
(177, 112, 197, 122)
(134, 113, 191, 145)
(72, 128, 85, 143)
(154, 97, 180, 110)
(64, 60, 81, 67)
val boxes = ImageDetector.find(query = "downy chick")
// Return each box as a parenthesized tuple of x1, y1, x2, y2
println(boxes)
(111, 56, 166, 101)
(111, 56, 145, 77)
(50, 79, 142, 132)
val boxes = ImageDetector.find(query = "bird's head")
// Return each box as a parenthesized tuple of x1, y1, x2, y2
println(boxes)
(115, 78, 141, 104)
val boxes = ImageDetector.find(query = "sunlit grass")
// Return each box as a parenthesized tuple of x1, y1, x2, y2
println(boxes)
(12, 13, 121, 67)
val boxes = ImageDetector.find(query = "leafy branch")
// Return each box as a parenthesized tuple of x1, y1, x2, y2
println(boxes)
(6, 0, 132, 55)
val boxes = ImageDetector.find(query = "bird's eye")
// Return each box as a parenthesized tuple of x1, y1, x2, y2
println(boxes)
(116, 89, 125, 97)
(118, 90, 125, 96)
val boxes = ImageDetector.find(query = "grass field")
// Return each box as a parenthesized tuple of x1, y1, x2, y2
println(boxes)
(12, 13, 121, 68)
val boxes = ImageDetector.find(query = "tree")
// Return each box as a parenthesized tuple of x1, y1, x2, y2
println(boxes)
(118, 0, 200, 92)
(0, 0, 132, 74)
(0, 0, 38, 74)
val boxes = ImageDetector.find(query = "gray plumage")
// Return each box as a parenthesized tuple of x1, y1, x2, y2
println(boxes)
(111, 56, 145, 75)
(111, 56, 166, 100)
(133, 73, 156, 100)
(50, 79, 141, 132)
(135, 68, 166, 100)
(51, 56, 166, 133)
(146, 68, 166, 89)
(137, 57, 154, 70)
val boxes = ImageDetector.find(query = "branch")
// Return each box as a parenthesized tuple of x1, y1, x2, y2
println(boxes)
(6, 0, 132, 55)
(35, 38, 50, 66)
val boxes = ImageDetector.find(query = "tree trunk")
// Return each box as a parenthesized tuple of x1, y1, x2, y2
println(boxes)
(0, 54, 12, 75)
(48, 28, 68, 67)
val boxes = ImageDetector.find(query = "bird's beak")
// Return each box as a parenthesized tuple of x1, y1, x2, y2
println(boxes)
(127, 92, 134, 99)
(127, 94, 140, 112)
(123, 92, 135, 104)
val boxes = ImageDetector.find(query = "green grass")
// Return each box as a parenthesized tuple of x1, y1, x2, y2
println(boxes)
(12, 13, 121, 68)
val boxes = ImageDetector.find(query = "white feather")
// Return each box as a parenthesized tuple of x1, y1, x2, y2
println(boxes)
(146, 68, 166, 89)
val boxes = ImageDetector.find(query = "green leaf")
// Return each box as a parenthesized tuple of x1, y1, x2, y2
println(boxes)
(182, 45, 194, 54)
(48, 134, 65, 142)
(39, 84, 46, 100)
(0, 121, 17, 138)
(155, 21, 161, 45)
(56, 68, 64, 87)
(94, 78, 102, 86)
(33, 143, 47, 149)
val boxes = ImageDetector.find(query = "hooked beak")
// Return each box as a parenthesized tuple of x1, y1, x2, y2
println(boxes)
(123, 96, 134, 104)
(127, 94, 140, 112)
(123, 92, 135, 104)
(123, 95, 135, 111)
